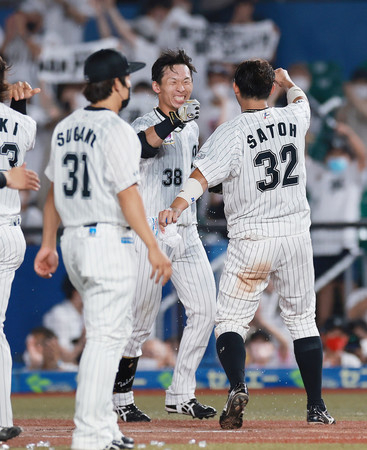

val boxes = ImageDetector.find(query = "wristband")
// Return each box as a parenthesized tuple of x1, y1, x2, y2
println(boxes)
(154, 117, 177, 140)
(287, 86, 307, 104)
(176, 177, 204, 205)
(0, 172, 7, 189)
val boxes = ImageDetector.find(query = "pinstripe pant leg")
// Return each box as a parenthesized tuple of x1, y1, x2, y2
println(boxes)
(0, 225, 25, 427)
(166, 226, 216, 405)
(274, 232, 319, 341)
(61, 228, 137, 450)
(215, 238, 274, 340)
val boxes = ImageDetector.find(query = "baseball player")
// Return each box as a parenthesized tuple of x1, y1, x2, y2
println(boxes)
(112, 49, 217, 422)
(159, 59, 335, 429)
(0, 57, 41, 443)
(34, 49, 172, 450)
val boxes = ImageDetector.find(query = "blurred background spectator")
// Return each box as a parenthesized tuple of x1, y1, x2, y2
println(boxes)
(321, 316, 362, 368)
(42, 276, 85, 366)
(306, 123, 367, 328)
(24, 326, 79, 371)
(138, 338, 177, 370)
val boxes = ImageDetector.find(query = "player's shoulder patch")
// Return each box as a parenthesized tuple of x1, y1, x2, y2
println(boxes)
(163, 133, 175, 145)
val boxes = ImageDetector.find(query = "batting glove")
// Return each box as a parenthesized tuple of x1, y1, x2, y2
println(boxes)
(169, 99, 200, 126)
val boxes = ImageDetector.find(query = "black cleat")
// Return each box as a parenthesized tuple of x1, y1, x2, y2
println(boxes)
(165, 398, 217, 419)
(104, 434, 134, 449)
(307, 404, 336, 425)
(0, 426, 22, 442)
(219, 382, 249, 430)
(114, 403, 151, 422)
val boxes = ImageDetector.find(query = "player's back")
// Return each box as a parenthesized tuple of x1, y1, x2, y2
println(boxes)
(0, 102, 36, 221)
(196, 99, 311, 238)
(230, 101, 310, 238)
(48, 107, 141, 227)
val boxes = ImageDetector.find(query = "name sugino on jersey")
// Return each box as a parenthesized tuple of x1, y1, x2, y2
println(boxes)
(46, 108, 141, 228)
(194, 99, 311, 239)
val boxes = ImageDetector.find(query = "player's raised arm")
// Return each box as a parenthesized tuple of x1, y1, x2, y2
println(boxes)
(118, 184, 172, 285)
(274, 68, 308, 104)
(158, 168, 208, 230)
(138, 99, 200, 157)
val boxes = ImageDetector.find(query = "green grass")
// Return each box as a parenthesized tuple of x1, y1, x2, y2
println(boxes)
(9, 390, 367, 449)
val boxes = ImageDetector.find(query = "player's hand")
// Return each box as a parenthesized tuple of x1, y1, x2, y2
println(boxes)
(274, 68, 294, 90)
(169, 99, 200, 125)
(148, 245, 172, 285)
(158, 207, 182, 232)
(8, 81, 41, 101)
(4, 163, 40, 191)
(34, 246, 59, 279)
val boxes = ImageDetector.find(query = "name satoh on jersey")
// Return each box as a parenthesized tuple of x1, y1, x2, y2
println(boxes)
(195, 100, 311, 238)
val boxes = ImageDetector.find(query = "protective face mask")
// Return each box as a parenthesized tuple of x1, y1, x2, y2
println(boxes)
(326, 156, 349, 173)
(325, 335, 348, 352)
(291, 76, 311, 93)
(211, 83, 231, 98)
(353, 84, 367, 99)
(120, 88, 131, 111)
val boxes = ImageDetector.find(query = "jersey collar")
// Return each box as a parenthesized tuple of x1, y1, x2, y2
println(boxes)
(85, 105, 110, 111)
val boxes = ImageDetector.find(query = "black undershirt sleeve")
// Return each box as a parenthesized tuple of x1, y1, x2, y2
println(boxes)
(0, 172, 7, 188)
(10, 98, 27, 115)
(138, 130, 160, 159)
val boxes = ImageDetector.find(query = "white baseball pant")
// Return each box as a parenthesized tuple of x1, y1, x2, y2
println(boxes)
(215, 231, 319, 341)
(61, 224, 137, 450)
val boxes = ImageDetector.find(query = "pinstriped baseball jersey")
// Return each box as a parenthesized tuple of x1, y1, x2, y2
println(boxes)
(194, 99, 311, 238)
(46, 107, 141, 227)
(132, 108, 198, 226)
(0, 103, 36, 223)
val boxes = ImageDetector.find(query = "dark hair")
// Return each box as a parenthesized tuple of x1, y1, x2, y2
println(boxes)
(62, 275, 76, 299)
(0, 56, 10, 103)
(30, 326, 57, 340)
(152, 49, 196, 84)
(351, 67, 367, 82)
(234, 59, 274, 99)
(144, 0, 172, 13)
(83, 76, 127, 103)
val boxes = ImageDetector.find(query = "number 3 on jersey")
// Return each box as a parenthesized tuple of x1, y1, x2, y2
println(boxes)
(63, 152, 91, 198)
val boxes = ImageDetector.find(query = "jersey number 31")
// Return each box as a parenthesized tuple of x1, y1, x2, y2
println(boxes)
(63, 153, 91, 198)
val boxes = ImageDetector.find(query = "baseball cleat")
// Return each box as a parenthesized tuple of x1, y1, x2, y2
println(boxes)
(104, 435, 134, 449)
(165, 398, 217, 419)
(219, 382, 249, 430)
(0, 426, 22, 441)
(114, 403, 151, 422)
(307, 405, 336, 424)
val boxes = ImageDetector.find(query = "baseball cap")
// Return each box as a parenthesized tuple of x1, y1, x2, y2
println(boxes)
(84, 48, 146, 83)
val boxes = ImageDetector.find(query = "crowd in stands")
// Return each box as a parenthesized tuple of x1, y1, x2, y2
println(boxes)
(1, 0, 367, 369)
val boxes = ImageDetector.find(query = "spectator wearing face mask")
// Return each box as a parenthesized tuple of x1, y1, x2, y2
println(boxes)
(321, 316, 362, 368)
(306, 122, 367, 328)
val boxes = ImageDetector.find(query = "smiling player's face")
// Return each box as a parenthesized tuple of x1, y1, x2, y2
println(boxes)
(153, 64, 193, 115)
